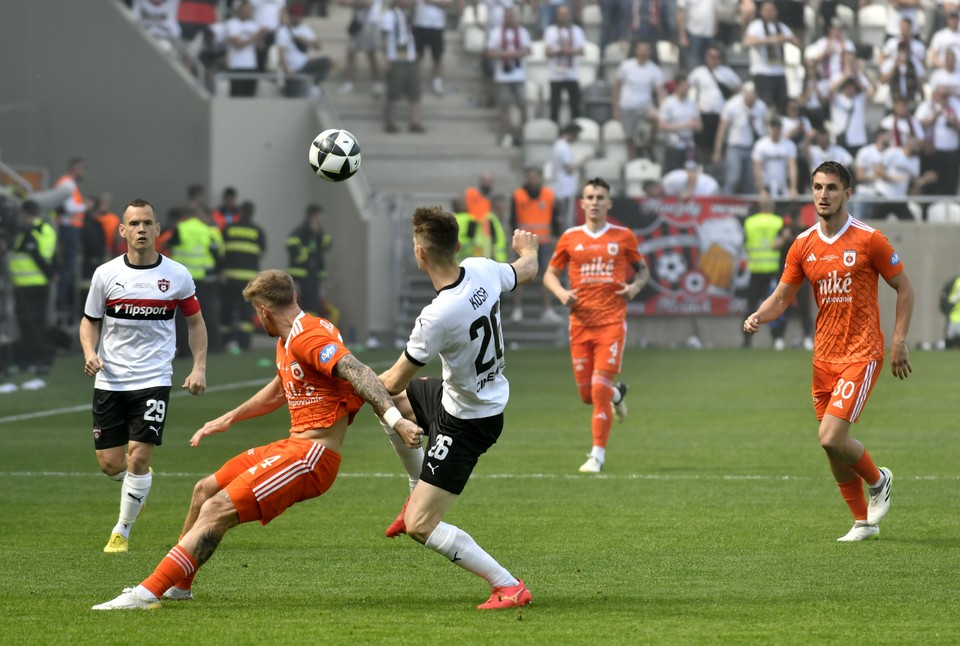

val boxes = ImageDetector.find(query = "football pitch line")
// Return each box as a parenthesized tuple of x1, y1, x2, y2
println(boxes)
(1, 470, 957, 481)
(0, 379, 269, 426)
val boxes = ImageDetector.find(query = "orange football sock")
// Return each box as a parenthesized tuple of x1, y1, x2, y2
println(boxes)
(837, 477, 868, 522)
(850, 450, 882, 487)
(590, 381, 613, 448)
(140, 544, 198, 599)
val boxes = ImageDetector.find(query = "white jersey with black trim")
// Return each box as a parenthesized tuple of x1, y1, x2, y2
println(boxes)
(404, 257, 518, 419)
(84, 254, 199, 391)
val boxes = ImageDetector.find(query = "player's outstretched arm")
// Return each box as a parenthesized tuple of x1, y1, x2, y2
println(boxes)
(190, 376, 286, 446)
(885, 269, 914, 380)
(79, 317, 104, 377)
(510, 229, 540, 286)
(183, 311, 208, 395)
(744, 281, 801, 334)
(336, 354, 423, 448)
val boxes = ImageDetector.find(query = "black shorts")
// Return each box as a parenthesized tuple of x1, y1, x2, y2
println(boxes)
(406, 378, 502, 495)
(413, 26, 444, 62)
(92, 386, 171, 450)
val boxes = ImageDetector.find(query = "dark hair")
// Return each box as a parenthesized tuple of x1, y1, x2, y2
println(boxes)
(21, 200, 40, 216)
(67, 157, 84, 169)
(240, 201, 255, 218)
(187, 183, 205, 199)
(583, 177, 611, 193)
(306, 204, 323, 217)
(412, 206, 459, 258)
(561, 123, 582, 136)
(811, 161, 853, 190)
(223, 187, 237, 198)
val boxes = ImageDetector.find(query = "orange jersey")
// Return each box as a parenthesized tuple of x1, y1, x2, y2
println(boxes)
(276, 313, 364, 433)
(550, 223, 644, 327)
(781, 217, 904, 364)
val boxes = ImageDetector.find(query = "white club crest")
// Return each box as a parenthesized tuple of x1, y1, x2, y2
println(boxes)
(607, 243, 618, 255)
(843, 250, 856, 267)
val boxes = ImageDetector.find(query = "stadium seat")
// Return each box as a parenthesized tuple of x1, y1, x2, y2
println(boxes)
(462, 25, 486, 54)
(624, 158, 662, 197)
(584, 158, 624, 195)
(857, 5, 888, 49)
(601, 119, 629, 164)
(461, 4, 477, 28)
(578, 41, 601, 88)
(835, 4, 855, 32)
(529, 39, 546, 60)
(803, 4, 818, 43)
(572, 117, 601, 160)
(542, 160, 554, 183)
(581, 4, 602, 47)
(603, 41, 628, 80)
(927, 201, 960, 223)
(476, 2, 489, 26)
(523, 118, 559, 167)
(526, 41, 550, 88)
(657, 40, 679, 81)
(525, 79, 544, 120)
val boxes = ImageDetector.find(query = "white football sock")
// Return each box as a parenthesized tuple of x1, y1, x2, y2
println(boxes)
(378, 416, 423, 494)
(590, 446, 606, 463)
(114, 470, 152, 538)
(425, 521, 518, 588)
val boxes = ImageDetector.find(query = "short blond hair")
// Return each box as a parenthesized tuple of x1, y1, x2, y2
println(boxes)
(243, 269, 296, 307)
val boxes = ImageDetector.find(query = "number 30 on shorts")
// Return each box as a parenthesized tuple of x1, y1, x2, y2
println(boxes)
(832, 378, 856, 400)
(428, 434, 452, 461)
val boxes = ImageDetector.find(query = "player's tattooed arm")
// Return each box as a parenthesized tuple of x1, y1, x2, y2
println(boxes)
(333, 354, 398, 417)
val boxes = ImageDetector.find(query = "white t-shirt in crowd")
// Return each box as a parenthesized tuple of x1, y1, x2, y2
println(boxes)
(752, 136, 798, 194)
(886, 6, 921, 37)
(876, 146, 920, 197)
(854, 143, 885, 189)
(660, 169, 720, 196)
(543, 24, 586, 82)
(915, 97, 960, 150)
(659, 95, 701, 149)
(616, 58, 664, 110)
(552, 138, 578, 198)
(745, 18, 794, 75)
(929, 66, 960, 94)
(688, 64, 741, 113)
(808, 143, 854, 171)
(275, 23, 317, 72)
(414, 0, 449, 29)
(226, 17, 260, 69)
(881, 37, 926, 66)
(929, 27, 960, 61)
(720, 94, 768, 148)
(486, 25, 531, 83)
(807, 36, 856, 79)
(251, 0, 285, 30)
(677, 0, 718, 37)
(133, 0, 181, 39)
(383, 8, 418, 62)
(879, 114, 925, 145)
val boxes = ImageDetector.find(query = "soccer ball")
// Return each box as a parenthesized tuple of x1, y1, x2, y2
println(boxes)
(308, 128, 361, 182)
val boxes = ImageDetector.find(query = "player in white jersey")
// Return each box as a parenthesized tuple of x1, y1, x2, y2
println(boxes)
(79, 199, 208, 554)
(377, 206, 538, 610)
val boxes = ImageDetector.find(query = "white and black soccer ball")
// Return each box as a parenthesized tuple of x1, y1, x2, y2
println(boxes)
(308, 128, 361, 182)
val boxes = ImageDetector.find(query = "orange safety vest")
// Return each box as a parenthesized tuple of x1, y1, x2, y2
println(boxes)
(465, 187, 491, 220)
(55, 174, 85, 227)
(512, 186, 555, 241)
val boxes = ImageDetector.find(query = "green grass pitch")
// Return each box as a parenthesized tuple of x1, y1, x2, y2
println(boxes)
(0, 346, 957, 644)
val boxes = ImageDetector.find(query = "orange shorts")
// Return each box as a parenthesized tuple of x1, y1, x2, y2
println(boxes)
(570, 320, 627, 378)
(812, 359, 883, 423)
(214, 437, 341, 525)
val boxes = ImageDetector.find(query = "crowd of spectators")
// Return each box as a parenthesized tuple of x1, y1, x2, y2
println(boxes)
(120, 1, 960, 218)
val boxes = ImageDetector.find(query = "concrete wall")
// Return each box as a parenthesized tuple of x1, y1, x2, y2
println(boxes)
(627, 221, 960, 348)
(0, 0, 209, 214)
(209, 99, 377, 342)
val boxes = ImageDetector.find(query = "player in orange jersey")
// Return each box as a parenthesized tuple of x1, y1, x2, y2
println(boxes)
(93, 270, 423, 610)
(543, 177, 650, 474)
(744, 161, 914, 542)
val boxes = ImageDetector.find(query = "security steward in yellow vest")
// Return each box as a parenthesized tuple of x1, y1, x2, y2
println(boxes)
(221, 201, 266, 352)
(741, 203, 784, 348)
(8, 200, 58, 374)
(455, 194, 508, 264)
(169, 206, 222, 356)
(287, 204, 332, 317)
(943, 275, 960, 349)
